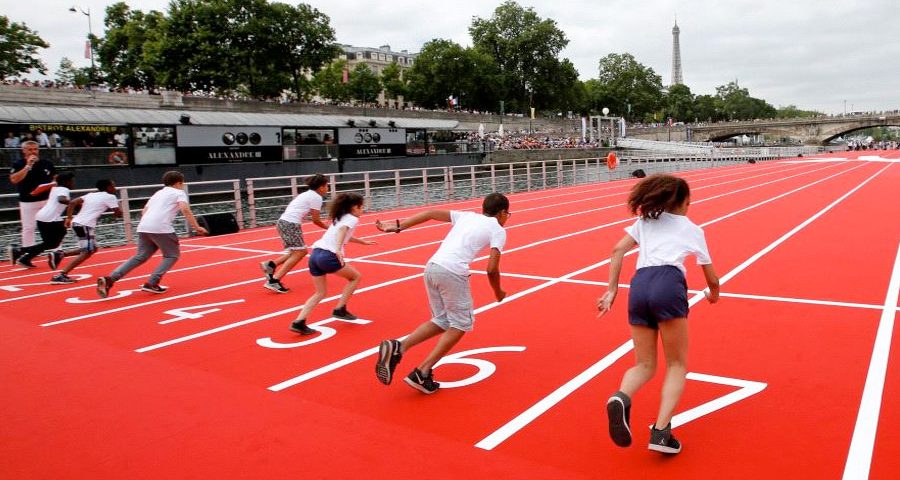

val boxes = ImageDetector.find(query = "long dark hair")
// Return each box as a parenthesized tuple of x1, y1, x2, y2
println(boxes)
(328, 193, 364, 221)
(627, 174, 690, 219)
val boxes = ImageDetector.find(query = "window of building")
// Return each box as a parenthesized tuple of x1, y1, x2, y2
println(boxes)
(378, 54, 385, 61)
(356, 52, 363, 60)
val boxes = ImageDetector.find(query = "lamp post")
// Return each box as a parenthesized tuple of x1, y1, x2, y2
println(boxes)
(69, 6, 95, 87)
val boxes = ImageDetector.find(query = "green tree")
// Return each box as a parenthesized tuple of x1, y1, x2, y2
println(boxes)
(265, 2, 338, 101)
(595, 53, 664, 122)
(665, 83, 694, 122)
(693, 94, 719, 122)
(313, 59, 350, 103)
(715, 81, 776, 120)
(405, 39, 499, 111)
(380, 62, 406, 103)
(96, 3, 164, 90)
(776, 105, 819, 119)
(347, 63, 381, 105)
(55, 57, 91, 87)
(0, 15, 49, 78)
(469, 1, 568, 114)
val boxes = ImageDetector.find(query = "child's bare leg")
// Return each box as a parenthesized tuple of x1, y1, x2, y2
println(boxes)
(399, 321, 445, 353)
(332, 265, 360, 309)
(655, 317, 688, 429)
(295, 275, 327, 321)
(619, 325, 659, 397)
(273, 249, 306, 281)
(417, 328, 465, 373)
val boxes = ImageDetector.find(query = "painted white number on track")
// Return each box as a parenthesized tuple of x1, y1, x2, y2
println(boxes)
(433, 346, 527, 388)
(0, 274, 92, 292)
(66, 288, 140, 303)
(159, 299, 246, 324)
(256, 317, 373, 348)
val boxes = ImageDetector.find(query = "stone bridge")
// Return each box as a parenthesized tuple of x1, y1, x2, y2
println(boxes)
(628, 112, 900, 145)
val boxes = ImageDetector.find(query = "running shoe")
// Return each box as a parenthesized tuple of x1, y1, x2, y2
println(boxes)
(404, 368, 440, 394)
(96, 276, 113, 298)
(375, 339, 403, 385)
(50, 273, 76, 285)
(289, 319, 316, 335)
(141, 283, 168, 294)
(264, 280, 290, 293)
(332, 306, 358, 320)
(16, 257, 37, 269)
(648, 423, 682, 454)
(48, 250, 64, 270)
(260, 260, 276, 276)
(607, 391, 632, 447)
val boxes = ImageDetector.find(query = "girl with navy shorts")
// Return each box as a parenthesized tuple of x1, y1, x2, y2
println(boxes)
(289, 193, 376, 335)
(597, 174, 720, 454)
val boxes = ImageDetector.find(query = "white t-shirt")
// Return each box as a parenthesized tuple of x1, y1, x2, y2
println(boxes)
(312, 214, 359, 254)
(429, 211, 507, 276)
(137, 186, 189, 234)
(35, 186, 70, 222)
(279, 190, 323, 224)
(71, 191, 119, 228)
(625, 212, 712, 275)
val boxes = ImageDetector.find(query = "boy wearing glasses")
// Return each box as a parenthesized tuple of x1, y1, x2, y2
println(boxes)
(373, 193, 510, 394)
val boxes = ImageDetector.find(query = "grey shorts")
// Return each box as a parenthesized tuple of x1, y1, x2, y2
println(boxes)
(425, 262, 474, 332)
(72, 223, 97, 253)
(276, 219, 306, 250)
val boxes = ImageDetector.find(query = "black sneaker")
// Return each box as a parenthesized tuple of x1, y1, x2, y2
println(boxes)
(648, 423, 682, 454)
(332, 306, 358, 320)
(289, 319, 316, 335)
(96, 276, 113, 298)
(50, 273, 76, 285)
(607, 391, 632, 447)
(48, 250, 64, 270)
(264, 280, 290, 293)
(375, 339, 403, 385)
(7, 246, 22, 266)
(404, 368, 440, 394)
(16, 257, 37, 269)
(141, 283, 168, 294)
(260, 260, 276, 276)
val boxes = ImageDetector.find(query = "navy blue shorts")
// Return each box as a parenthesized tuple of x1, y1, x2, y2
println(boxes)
(628, 265, 689, 329)
(308, 248, 343, 277)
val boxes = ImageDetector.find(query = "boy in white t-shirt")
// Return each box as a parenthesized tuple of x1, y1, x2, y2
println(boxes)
(288, 193, 376, 335)
(597, 174, 720, 455)
(96, 171, 208, 297)
(10, 172, 74, 270)
(51, 179, 122, 284)
(374, 192, 510, 394)
(259, 173, 329, 293)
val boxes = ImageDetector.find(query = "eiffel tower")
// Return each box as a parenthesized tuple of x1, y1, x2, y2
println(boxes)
(671, 18, 683, 85)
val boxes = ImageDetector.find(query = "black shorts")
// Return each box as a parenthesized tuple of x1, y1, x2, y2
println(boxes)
(628, 265, 689, 329)
(308, 248, 343, 277)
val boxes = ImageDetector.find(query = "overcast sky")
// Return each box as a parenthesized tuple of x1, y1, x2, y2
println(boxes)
(8, 0, 898, 114)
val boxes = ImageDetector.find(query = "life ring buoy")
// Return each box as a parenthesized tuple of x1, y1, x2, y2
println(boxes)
(606, 151, 617, 170)
(108, 151, 128, 165)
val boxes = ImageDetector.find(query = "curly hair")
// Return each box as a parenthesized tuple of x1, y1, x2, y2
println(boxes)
(627, 174, 691, 219)
(328, 192, 364, 221)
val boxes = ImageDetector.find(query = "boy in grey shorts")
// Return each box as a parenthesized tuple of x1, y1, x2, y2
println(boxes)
(96, 171, 208, 297)
(374, 193, 510, 394)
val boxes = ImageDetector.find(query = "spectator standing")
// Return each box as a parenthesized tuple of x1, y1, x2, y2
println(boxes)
(8, 141, 56, 247)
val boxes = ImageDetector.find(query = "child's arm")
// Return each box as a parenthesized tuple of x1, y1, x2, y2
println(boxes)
(348, 236, 376, 246)
(309, 209, 328, 230)
(64, 197, 84, 228)
(486, 247, 506, 302)
(178, 202, 208, 236)
(375, 210, 452, 233)
(701, 264, 720, 303)
(597, 234, 638, 317)
(334, 225, 350, 265)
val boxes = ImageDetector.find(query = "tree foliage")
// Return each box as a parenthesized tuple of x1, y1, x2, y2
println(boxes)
(347, 63, 381, 105)
(380, 62, 406, 102)
(55, 57, 91, 87)
(312, 59, 350, 103)
(405, 39, 499, 111)
(96, 3, 164, 89)
(469, 1, 570, 114)
(0, 15, 49, 79)
(595, 53, 664, 122)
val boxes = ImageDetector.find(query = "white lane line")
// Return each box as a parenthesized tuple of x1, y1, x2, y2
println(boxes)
(843, 239, 900, 479)
(474, 162, 892, 451)
(265, 163, 871, 393)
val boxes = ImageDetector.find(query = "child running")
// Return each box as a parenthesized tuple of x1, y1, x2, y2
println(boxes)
(260, 173, 329, 293)
(9, 172, 74, 270)
(51, 179, 122, 283)
(96, 171, 208, 297)
(288, 193, 376, 335)
(597, 174, 720, 454)
(374, 192, 510, 394)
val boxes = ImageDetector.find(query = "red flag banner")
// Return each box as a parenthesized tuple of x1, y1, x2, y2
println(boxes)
(84, 40, 91, 59)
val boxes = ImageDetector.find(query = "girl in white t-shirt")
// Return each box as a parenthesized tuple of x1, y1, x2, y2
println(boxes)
(289, 193, 376, 335)
(598, 174, 720, 454)
(259, 174, 330, 293)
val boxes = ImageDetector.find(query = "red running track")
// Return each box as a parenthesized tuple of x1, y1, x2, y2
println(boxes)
(1, 151, 899, 479)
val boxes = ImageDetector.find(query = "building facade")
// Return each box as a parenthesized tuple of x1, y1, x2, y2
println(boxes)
(337, 44, 418, 108)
